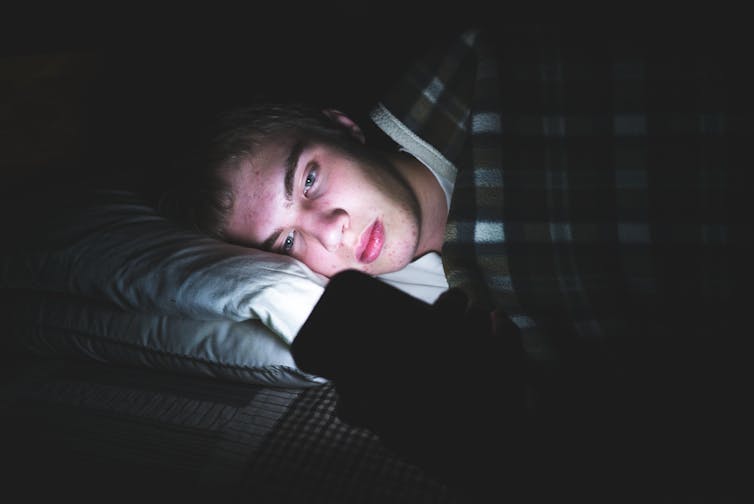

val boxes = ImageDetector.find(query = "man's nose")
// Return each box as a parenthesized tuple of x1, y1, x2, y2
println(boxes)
(303, 209, 349, 252)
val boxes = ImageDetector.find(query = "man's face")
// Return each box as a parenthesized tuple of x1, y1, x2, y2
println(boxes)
(223, 133, 423, 277)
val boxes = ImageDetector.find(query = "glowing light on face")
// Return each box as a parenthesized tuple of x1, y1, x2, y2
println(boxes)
(224, 134, 422, 277)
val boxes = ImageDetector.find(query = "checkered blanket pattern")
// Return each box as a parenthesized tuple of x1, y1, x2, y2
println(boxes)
(374, 25, 744, 416)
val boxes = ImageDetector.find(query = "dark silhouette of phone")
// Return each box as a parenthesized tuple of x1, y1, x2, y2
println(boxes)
(291, 269, 435, 382)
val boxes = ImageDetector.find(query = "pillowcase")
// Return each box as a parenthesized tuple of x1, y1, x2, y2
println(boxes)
(2, 289, 325, 387)
(1, 188, 327, 343)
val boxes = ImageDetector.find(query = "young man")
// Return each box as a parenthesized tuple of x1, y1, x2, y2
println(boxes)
(163, 25, 742, 495)
(187, 104, 452, 282)
(160, 31, 524, 492)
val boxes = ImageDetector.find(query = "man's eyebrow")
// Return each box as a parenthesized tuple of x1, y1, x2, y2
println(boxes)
(261, 228, 282, 252)
(283, 139, 305, 203)
(261, 139, 305, 252)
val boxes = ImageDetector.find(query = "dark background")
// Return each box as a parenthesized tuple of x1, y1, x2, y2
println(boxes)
(1, 3, 490, 202)
(1, 5, 745, 239)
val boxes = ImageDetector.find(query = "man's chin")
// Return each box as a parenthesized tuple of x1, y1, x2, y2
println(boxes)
(319, 255, 412, 279)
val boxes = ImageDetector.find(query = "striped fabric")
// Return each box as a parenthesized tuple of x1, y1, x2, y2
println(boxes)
(375, 25, 744, 418)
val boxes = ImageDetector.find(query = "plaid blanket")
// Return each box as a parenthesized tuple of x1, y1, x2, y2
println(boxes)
(374, 24, 745, 476)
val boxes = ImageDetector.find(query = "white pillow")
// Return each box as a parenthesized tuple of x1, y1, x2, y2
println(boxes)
(1, 187, 450, 386)
(3, 289, 325, 387)
(1, 188, 327, 342)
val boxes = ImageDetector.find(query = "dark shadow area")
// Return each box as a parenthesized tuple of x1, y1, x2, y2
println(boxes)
(1, 4, 490, 247)
(4, 8, 745, 203)
(2, 4, 488, 201)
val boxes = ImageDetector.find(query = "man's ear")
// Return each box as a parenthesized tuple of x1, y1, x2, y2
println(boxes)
(321, 108, 366, 143)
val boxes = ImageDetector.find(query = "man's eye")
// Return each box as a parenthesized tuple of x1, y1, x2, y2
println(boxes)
(303, 168, 317, 196)
(282, 232, 295, 253)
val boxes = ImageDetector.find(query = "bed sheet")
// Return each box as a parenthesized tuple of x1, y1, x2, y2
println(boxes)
(0, 355, 469, 502)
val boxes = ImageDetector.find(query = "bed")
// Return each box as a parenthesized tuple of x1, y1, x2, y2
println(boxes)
(2, 356, 466, 502)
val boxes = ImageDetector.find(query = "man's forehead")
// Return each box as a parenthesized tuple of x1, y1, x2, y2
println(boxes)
(232, 156, 281, 206)
(243, 134, 298, 172)
(223, 141, 293, 246)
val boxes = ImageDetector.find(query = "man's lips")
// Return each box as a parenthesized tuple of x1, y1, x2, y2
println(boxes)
(357, 220, 384, 264)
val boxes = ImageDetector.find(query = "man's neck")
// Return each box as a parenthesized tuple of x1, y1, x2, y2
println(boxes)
(389, 151, 448, 257)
